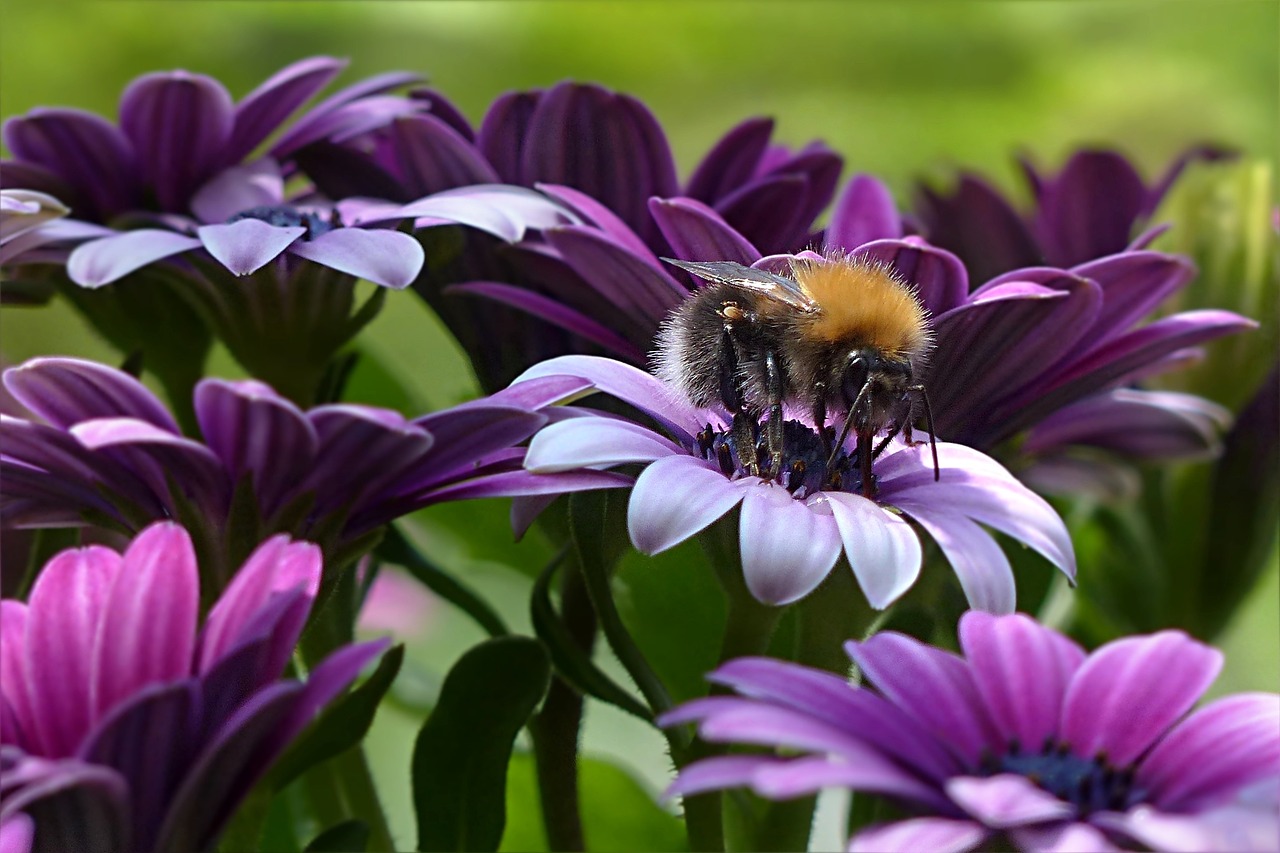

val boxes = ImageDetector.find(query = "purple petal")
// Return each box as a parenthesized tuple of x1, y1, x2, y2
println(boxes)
(24, 546, 122, 757)
(0, 602, 33, 751)
(709, 657, 962, 781)
(520, 82, 679, 240)
(945, 773, 1075, 828)
(287, 227, 423, 289)
(153, 681, 303, 853)
(387, 115, 498, 197)
(278, 638, 390, 744)
(270, 94, 421, 160)
(536, 182, 654, 258)
(1009, 821, 1120, 853)
(685, 117, 774, 203)
(3, 109, 140, 221)
(119, 71, 235, 211)
(0, 813, 33, 853)
(1138, 693, 1280, 811)
(303, 405, 436, 515)
(713, 173, 808, 255)
(1070, 252, 1196, 352)
(1023, 388, 1231, 459)
(0, 189, 67, 244)
(3, 357, 178, 432)
(0, 759, 131, 853)
(475, 90, 541, 183)
(514, 355, 706, 442)
(649, 197, 761, 265)
(769, 144, 843, 235)
(192, 379, 317, 517)
(739, 485, 841, 605)
(411, 87, 475, 140)
(850, 238, 969, 317)
(225, 57, 346, 163)
(544, 225, 684, 324)
(826, 174, 902, 249)
(447, 282, 647, 363)
(915, 174, 1042, 286)
(664, 755, 779, 799)
(197, 535, 320, 674)
(628, 455, 747, 554)
(66, 229, 202, 288)
(91, 523, 198, 720)
(1034, 150, 1147, 267)
(846, 631, 1001, 764)
(526, 417, 682, 473)
(1060, 631, 1223, 767)
(822, 491, 921, 609)
(408, 405, 548, 494)
(189, 159, 285, 224)
(411, 468, 632, 509)
(753, 754, 940, 801)
(849, 818, 987, 853)
(958, 612, 1086, 751)
(360, 184, 575, 242)
(77, 679, 200, 851)
(196, 220, 301, 275)
(1093, 802, 1280, 853)
(891, 503, 1015, 613)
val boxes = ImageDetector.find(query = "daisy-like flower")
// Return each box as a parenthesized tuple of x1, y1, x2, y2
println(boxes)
(0, 357, 624, 584)
(915, 146, 1234, 284)
(661, 611, 1280, 852)
(302, 80, 842, 257)
(1, 57, 421, 223)
(514, 355, 1073, 611)
(0, 522, 390, 853)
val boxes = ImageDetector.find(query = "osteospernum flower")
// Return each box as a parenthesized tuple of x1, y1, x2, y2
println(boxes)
(661, 611, 1280, 852)
(0, 522, 389, 853)
(514, 355, 1074, 611)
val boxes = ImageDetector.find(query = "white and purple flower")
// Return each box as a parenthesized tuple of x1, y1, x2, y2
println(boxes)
(512, 355, 1074, 611)
(662, 611, 1280, 852)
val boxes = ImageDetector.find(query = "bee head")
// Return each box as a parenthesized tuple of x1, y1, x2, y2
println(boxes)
(838, 348, 912, 409)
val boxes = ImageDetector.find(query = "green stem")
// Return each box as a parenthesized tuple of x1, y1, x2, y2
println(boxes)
(529, 554, 595, 852)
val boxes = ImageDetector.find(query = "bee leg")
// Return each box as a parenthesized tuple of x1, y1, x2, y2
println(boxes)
(871, 422, 903, 461)
(812, 385, 830, 459)
(764, 350, 784, 477)
(906, 384, 941, 482)
(731, 411, 761, 477)
(857, 426, 876, 499)
(715, 323, 762, 477)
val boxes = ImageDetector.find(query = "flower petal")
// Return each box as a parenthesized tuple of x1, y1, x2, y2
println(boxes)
(915, 174, 1040, 285)
(544, 225, 684, 323)
(1070, 251, 1196, 352)
(119, 71, 235, 211)
(476, 90, 540, 183)
(1023, 388, 1231, 460)
(846, 631, 1001, 764)
(269, 70, 423, 157)
(848, 818, 987, 853)
(713, 173, 808, 256)
(189, 159, 286, 224)
(649, 196, 761, 265)
(196, 220, 301, 276)
(1009, 821, 1120, 852)
(287, 227, 424, 289)
(526, 417, 682, 473)
(1033, 150, 1147, 268)
(739, 485, 841, 605)
(66, 230, 202, 288)
(1060, 630, 1223, 767)
(387, 115, 498, 197)
(0, 813, 33, 853)
(3, 357, 178, 432)
(0, 602, 33, 750)
(1137, 693, 1280, 811)
(822, 491, 921, 609)
(958, 611, 1086, 751)
(663, 755, 780, 799)
(24, 546, 122, 757)
(225, 57, 346, 163)
(628, 455, 747, 554)
(1093, 802, 1280, 853)
(826, 173, 902, 249)
(0, 759, 131, 853)
(90, 523, 198, 721)
(945, 773, 1075, 828)
(277, 638, 391, 744)
(891, 502, 1016, 614)
(685, 117, 774, 203)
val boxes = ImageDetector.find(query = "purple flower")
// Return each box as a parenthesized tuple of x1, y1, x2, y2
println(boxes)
(0, 522, 390, 852)
(915, 146, 1235, 284)
(662, 612, 1280, 852)
(0, 357, 625, 580)
(304, 81, 841, 257)
(514, 355, 1074, 611)
(1, 57, 422, 223)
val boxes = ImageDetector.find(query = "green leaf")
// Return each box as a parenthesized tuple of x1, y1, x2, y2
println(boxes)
(378, 524, 510, 637)
(266, 645, 406, 792)
(530, 550, 652, 721)
(413, 636, 551, 852)
(305, 820, 370, 852)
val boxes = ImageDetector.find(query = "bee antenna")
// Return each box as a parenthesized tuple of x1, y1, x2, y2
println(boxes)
(918, 386, 940, 482)
(827, 370, 872, 472)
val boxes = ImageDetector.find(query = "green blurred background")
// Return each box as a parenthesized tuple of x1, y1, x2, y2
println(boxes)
(2, 2, 1277, 850)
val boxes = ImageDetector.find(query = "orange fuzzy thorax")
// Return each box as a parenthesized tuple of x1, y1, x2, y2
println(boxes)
(790, 256, 931, 357)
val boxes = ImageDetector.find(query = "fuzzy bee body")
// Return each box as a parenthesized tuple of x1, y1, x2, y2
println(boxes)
(654, 255, 938, 494)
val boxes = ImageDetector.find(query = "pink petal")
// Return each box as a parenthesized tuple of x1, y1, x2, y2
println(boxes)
(848, 818, 987, 853)
(945, 773, 1075, 828)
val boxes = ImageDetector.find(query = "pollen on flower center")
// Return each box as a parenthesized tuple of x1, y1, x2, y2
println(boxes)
(986, 741, 1139, 816)
(226, 205, 337, 240)
(693, 418, 874, 498)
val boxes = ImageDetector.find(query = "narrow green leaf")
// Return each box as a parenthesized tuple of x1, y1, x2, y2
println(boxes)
(304, 820, 370, 852)
(413, 636, 551, 852)
(266, 645, 406, 792)
(530, 550, 652, 721)
(378, 524, 509, 637)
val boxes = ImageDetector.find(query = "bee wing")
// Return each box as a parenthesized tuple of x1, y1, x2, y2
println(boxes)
(662, 258, 818, 313)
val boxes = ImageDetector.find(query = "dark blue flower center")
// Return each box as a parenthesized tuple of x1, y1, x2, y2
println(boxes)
(226, 205, 336, 240)
(984, 740, 1139, 816)
(693, 418, 873, 497)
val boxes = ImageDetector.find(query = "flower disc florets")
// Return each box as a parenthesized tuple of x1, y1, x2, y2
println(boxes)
(225, 204, 337, 240)
(694, 418, 871, 498)
(984, 741, 1137, 815)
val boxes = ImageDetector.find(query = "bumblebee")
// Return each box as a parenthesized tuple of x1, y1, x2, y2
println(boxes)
(653, 254, 939, 496)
